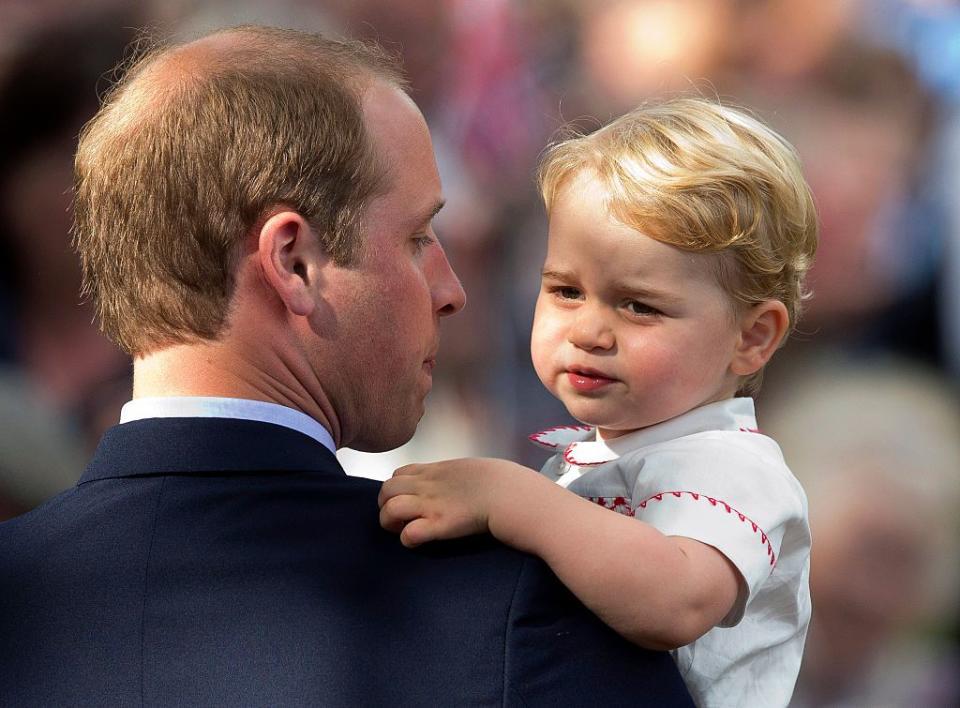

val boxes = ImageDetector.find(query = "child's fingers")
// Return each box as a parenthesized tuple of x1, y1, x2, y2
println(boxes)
(392, 464, 425, 478)
(379, 493, 423, 534)
(377, 475, 420, 508)
(399, 518, 434, 548)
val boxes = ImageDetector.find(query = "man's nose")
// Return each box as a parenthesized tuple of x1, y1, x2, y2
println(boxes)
(432, 245, 466, 317)
(567, 307, 615, 350)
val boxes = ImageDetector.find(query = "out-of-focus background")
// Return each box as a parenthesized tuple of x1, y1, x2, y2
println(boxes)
(1, 0, 958, 704)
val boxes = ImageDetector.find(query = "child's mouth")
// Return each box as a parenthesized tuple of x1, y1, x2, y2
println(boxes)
(566, 369, 617, 392)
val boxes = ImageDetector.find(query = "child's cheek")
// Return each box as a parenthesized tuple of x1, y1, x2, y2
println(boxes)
(530, 319, 562, 392)
(530, 333, 555, 392)
(621, 339, 682, 391)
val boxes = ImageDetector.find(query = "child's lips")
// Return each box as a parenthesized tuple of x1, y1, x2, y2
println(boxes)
(566, 368, 617, 392)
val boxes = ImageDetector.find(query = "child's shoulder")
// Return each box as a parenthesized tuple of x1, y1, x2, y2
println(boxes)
(625, 427, 803, 498)
(663, 426, 787, 466)
(625, 430, 808, 531)
(611, 416, 785, 463)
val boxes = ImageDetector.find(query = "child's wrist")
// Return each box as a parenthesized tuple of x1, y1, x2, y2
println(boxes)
(485, 462, 553, 551)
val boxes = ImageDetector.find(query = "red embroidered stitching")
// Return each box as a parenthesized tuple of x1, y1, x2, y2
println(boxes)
(739, 427, 762, 434)
(636, 490, 776, 566)
(528, 424, 593, 449)
(562, 444, 610, 467)
(587, 496, 635, 517)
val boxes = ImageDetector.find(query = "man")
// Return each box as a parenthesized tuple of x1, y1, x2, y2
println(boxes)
(0, 26, 692, 706)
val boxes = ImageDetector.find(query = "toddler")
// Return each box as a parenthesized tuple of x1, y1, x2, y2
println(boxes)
(379, 98, 818, 708)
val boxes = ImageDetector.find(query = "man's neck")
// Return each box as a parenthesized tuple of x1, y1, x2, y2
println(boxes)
(132, 341, 341, 445)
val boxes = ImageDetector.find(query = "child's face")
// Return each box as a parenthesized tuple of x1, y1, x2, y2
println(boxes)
(531, 170, 743, 438)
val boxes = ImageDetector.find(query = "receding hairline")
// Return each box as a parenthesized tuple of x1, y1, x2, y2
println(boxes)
(100, 26, 407, 136)
(152, 27, 392, 84)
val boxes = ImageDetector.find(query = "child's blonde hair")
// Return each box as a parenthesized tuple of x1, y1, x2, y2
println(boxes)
(538, 98, 818, 395)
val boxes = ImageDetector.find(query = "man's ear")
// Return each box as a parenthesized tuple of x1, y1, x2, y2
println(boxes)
(730, 300, 790, 377)
(257, 211, 323, 317)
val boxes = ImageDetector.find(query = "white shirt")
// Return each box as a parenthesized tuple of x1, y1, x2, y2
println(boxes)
(530, 398, 811, 708)
(119, 396, 336, 455)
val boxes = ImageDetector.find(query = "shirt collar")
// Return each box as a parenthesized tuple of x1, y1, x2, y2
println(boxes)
(120, 396, 336, 455)
(529, 397, 758, 466)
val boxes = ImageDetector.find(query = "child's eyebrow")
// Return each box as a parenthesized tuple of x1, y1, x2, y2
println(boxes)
(608, 276, 688, 302)
(542, 268, 683, 303)
(614, 283, 684, 304)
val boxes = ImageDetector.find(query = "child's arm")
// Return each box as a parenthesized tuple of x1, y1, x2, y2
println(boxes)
(378, 458, 740, 650)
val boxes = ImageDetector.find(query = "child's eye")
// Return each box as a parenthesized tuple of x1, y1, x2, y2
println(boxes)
(624, 300, 661, 317)
(553, 286, 583, 301)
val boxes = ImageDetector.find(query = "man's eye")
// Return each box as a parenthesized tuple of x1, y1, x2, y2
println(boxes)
(624, 300, 660, 316)
(412, 235, 435, 253)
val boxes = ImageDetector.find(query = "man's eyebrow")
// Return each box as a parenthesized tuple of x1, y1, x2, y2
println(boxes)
(412, 199, 445, 229)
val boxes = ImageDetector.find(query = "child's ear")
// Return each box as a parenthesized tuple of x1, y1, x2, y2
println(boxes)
(257, 210, 323, 317)
(730, 300, 790, 377)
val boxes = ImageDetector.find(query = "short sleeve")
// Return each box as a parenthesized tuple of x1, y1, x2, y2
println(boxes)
(626, 434, 806, 625)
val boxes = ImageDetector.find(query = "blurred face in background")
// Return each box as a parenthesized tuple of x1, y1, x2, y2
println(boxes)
(805, 471, 928, 682)
(579, 0, 730, 107)
(794, 96, 918, 324)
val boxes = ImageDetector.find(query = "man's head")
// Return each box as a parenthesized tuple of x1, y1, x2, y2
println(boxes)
(74, 26, 466, 451)
(73, 26, 405, 356)
(538, 97, 818, 395)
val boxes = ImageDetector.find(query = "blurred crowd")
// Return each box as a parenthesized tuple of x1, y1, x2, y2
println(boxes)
(1, 0, 958, 705)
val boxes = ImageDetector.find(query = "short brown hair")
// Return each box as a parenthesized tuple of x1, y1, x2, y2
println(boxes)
(539, 98, 819, 395)
(73, 25, 406, 355)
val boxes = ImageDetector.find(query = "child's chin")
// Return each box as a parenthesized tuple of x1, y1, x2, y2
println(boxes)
(563, 405, 632, 432)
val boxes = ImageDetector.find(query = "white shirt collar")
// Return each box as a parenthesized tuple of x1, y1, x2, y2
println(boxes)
(119, 396, 336, 454)
(529, 397, 759, 466)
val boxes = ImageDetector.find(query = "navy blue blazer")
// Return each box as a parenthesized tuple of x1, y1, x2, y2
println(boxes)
(0, 417, 692, 706)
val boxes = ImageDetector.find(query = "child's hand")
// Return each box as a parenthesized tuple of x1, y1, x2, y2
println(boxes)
(377, 457, 525, 548)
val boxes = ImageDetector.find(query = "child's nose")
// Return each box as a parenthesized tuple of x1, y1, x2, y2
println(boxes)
(567, 311, 615, 351)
